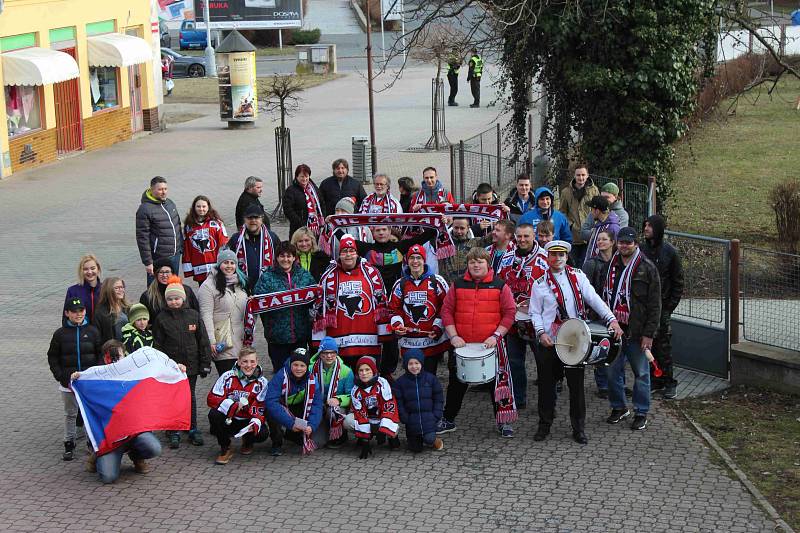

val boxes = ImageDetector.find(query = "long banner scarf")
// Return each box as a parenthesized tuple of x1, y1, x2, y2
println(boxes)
(304, 184, 324, 237)
(314, 259, 389, 332)
(234, 226, 275, 279)
(282, 371, 318, 455)
(585, 218, 616, 264)
(546, 266, 585, 336)
(493, 339, 517, 425)
(603, 248, 643, 326)
(359, 192, 402, 214)
(318, 213, 456, 259)
(419, 202, 507, 221)
(312, 357, 344, 440)
(243, 286, 322, 345)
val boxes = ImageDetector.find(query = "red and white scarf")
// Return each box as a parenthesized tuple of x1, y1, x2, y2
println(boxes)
(359, 192, 402, 214)
(585, 217, 616, 263)
(546, 266, 585, 336)
(312, 356, 344, 440)
(282, 370, 318, 455)
(304, 183, 324, 237)
(419, 203, 507, 221)
(234, 225, 274, 279)
(603, 248, 643, 325)
(243, 286, 323, 345)
(494, 339, 517, 425)
(411, 186, 450, 207)
(486, 240, 517, 273)
(500, 245, 545, 302)
(318, 213, 455, 259)
(314, 259, 389, 332)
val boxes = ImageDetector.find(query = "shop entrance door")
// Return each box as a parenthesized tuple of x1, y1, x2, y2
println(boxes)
(53, 47, 83, 154)
(128, 64, 144, 132)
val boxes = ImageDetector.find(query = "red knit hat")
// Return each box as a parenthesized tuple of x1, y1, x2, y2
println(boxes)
(355, 356, 378, 376)
(405, 244, 426, 262)
(339, 235, 357, 252)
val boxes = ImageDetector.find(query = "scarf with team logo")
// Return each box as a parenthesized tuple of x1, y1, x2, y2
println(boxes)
(359, 192, 402, 214)
(546, 266, 585, 336)
(281, 370, 318, 455)
(233, 225, 274, 279)
(418, 203, 507, 222)
(493, 339, 518, 425)
(314, 258, 388, 332)
(312, 356, 345, 440)
(603, 248, 643, 326)
(318, 213, 455, 259)
(304, 183, 324, 237)
(243, 286, 323, 345)
(486, 240, 517, 274)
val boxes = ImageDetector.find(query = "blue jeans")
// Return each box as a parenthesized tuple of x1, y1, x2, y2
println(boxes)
(606, 338, 650, 415)
(146, 253, 181, 286)
(96, 432, 162, 484)
(505, 333, 533, 406)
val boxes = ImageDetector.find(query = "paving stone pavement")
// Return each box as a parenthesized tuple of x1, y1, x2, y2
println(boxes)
(0, 68, 779, 532)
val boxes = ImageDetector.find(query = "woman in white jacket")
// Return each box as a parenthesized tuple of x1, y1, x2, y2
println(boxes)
(198, 250, 249, 375)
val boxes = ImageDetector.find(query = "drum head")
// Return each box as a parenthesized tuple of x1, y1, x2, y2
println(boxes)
(515, 309, 530, 322)
(555, 319, 592, 365)
(456, 343, 495, 359)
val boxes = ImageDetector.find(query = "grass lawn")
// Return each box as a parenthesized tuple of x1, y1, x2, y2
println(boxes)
(670, 77, 800, 244)
(168, 73, 341, 104)
(673, 386, 800, 529)
(179, 46, 296, 57)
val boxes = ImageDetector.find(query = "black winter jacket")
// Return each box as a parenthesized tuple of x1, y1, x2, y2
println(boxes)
(602, 254, 662, 340)
(48, 320, 103, 387)
(318, 175, 366, 216)
(139, 283, 200, 323)
(152, 307, 212, 377)
(298, 250, 332, 282)
(640, 215, 684, 314)
(226, 227, 282, 293)
(135, 190, 182, 267)
(283, 178, 325, 238)
(92, 303, 127, 344)
(234, 190, 265, 230)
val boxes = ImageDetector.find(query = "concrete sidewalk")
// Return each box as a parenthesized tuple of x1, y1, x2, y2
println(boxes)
(0, 66, 779, 532)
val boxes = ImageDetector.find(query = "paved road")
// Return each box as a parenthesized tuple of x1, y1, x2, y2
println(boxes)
(0, 68, 778, 531)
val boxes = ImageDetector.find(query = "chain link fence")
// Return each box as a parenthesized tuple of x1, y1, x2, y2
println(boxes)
(740, 246, 800, 351)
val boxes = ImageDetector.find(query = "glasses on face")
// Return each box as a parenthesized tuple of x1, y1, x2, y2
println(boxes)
(157, 270, 172, 276)
(113, 285, 125, 291)
(340, 249, 357, 256)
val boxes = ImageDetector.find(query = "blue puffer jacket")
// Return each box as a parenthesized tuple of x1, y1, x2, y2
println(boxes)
(392, 354, 444, 436)
(265, 359, 324, 431)
(518, 187, 573, 243)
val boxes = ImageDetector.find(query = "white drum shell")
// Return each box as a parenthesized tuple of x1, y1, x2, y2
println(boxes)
(455, 343, 497, 384)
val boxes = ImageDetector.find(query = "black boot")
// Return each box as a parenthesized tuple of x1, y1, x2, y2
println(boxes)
(62, 440, 75, 461)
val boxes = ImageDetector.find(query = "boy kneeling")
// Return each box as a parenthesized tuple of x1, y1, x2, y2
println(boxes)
(351, 356, 400, 459)
(207, 347, 273, 464)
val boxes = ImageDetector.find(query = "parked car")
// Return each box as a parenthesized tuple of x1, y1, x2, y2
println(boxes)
(159, 20, 171, 49)
(179, 20, 207, 50)
(161, 48, 207, 78)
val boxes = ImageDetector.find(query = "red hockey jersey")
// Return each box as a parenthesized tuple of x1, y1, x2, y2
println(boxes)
(350, 376, 399, 438)
(388, 268, 450, 358)
(207, 368, 269, 424)
(183, 219, 229, 283)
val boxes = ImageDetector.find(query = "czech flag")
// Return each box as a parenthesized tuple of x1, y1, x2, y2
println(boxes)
(72, 347, 190, 455)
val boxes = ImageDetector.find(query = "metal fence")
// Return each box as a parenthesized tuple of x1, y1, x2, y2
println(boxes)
(740, 246, 800, 351)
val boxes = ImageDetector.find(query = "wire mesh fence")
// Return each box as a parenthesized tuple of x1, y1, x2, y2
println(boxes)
(624, 181, 651, 233)
(740, 246, 800, 351)
(666, 231, 730, 326)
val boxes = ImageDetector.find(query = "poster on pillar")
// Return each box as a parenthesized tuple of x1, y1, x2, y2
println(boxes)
(217, 52, 257, 122)
(195, 0, 303, 29)
(382, 0, 403, 21)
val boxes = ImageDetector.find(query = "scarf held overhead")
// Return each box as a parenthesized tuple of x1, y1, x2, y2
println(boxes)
(235, 225, 275, 278)
(243, 286, 323, 345)
(419, 203, 507, 221)
(318, 213, 455, 259)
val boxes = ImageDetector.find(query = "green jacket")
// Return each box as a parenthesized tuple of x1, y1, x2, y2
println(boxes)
(253, 264, 316, 345)
(309, 353, 354, 408)
(559, 177, 599, 245)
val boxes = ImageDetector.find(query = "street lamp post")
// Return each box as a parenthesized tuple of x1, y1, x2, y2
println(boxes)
(366, 1, 378, 173)
(203, 0, 217, 78)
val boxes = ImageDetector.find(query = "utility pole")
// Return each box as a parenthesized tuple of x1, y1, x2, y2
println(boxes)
(203, 0, 217, 78)
(366, 1, 378, 172)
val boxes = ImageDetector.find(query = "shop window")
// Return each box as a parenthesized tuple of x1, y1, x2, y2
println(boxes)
(89, 67, 119, 112)
(5, 85, 42, 137)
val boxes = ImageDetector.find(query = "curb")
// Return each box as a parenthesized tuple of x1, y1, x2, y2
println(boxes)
(679, 408, 795, 532)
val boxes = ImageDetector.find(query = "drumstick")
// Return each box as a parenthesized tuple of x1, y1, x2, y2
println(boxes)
(553, 342, 573, 348)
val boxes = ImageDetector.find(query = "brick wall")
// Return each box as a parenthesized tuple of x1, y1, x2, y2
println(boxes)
(83, 107, 132, 152)
(9, 129, 58, 174)
(143, 107, 160, 132)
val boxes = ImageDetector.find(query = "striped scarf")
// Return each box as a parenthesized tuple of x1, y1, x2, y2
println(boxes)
(312, 356, 344, 440)
(234, 225, 274, 279)
(359, 192, 402, 214)
(584, 217, 616, 266)
(546, 267, 585, 336)
(304, 183, 324, 237)
(282, 370, 318, 455)
(494, 339, 517, 425)
(603, 248, 643, 326)
(314, 258, 389, 332)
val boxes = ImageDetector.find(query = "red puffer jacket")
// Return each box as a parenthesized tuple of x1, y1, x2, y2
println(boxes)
(441, 269, 516, 343)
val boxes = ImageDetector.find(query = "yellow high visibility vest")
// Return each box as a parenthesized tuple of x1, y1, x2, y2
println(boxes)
(470, 55, 483, 77)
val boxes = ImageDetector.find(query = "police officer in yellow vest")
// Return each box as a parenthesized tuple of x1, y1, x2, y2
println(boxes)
(447, 55, 461, 107)
(467, 48, 483, 108)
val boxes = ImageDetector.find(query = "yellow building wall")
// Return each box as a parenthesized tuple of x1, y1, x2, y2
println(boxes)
(0, 0, 159, 176)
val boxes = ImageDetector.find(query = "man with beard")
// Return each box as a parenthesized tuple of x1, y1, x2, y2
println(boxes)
(530, 240, 622, 444)
(498, 223, 547, 408)
(640, 216, 683, 399)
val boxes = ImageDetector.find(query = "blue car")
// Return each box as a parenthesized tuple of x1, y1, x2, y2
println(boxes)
(179, 20, 207, 50)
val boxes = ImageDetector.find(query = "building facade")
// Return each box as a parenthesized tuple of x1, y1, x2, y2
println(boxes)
(0, 0, 163, 177)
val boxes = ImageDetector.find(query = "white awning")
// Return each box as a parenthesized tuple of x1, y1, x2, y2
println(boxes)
(87, 33, 151, 68)
(2, 47, 80, 86)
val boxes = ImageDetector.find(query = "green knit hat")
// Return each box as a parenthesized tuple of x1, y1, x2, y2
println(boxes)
(128, 303, 150, 324)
